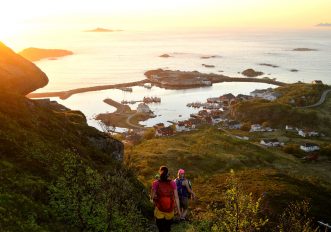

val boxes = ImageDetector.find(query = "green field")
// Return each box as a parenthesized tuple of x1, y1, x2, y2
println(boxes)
(126, 124, 331, 228)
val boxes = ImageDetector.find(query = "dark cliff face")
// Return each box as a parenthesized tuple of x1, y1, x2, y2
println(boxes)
(0, 42, 49, 95)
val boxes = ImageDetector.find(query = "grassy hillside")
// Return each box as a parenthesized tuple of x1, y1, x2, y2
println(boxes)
(0, 92, 152, 231)
(126, 126, 331, 229)
(275, 83, 328, 106)
(230, 84, 331, 132)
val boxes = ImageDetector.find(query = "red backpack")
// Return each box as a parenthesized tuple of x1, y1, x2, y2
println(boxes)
(155, 180, 175, 213)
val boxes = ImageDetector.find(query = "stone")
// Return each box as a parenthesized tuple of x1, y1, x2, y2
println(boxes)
(0, 42, 48, 95)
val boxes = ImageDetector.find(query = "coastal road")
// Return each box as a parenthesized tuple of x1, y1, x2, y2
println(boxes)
(301, 89, 331, 108)
(27, 79, 150, 100)
(126, 113, 145, 129)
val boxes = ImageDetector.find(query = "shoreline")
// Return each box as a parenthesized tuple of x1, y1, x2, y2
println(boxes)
(27, 69, 286, 100)
(96, 98, 152, 130)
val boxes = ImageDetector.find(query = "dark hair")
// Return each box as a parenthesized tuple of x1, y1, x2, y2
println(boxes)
(159, 166, 169, 182)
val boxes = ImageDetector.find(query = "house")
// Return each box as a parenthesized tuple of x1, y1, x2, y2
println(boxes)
(227, 120, 241, 130)
(250, 88, 281, 101)
(153, 123, 165, 130)
(260, 139, 281, 147)
(250, 124, 263, 132)
(176, 121, 190, 132)
(285, 125, 296, 131)
(220, 93, 236, 104)
(207, 97, 221, 103)
(262, 92, 281, 101)
(137, 103, 151, 113)
(156, 126, 174, 137)
(236, 94, 252, 101)
(201, 80, 212, 86)
(300, 143, 320, 152)
(235, 135, 249, 141)
(298, 129, 319, 137)
(198, 110, 209, 117)
(211, 115, 222, 124)
(312, 80, 323, 85)
(143, 83, 152, 89)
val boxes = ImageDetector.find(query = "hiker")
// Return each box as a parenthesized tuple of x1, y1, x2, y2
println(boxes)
(175, 169, 195, 220)
(151, 166, 181, 232)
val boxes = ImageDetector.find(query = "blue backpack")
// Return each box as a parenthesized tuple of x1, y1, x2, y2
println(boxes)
(175, 178, 192, 199)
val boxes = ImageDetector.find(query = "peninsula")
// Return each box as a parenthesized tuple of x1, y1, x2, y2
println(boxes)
(27, 69, 286, 100)
(144, 69, 286, 89)
(18, 48, 73, 61)
(84, 27, 122, 32)
(96, 98, 154, 129)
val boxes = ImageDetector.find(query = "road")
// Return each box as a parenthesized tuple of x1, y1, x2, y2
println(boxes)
(301, 89, 331, 108)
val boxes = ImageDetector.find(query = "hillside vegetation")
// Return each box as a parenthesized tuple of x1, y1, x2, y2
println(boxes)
(0, 92, 152, 231)
(127, 126, 331, 229)
(230, 83, 331, 132)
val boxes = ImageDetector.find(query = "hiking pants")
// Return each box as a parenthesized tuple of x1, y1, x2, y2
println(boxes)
(156, 218, 172, 232)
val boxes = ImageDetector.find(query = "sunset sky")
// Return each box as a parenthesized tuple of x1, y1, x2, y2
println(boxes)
(0, 0, 330, 36)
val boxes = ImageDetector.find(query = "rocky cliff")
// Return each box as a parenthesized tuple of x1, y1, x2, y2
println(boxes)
(0, 42, 48, 95)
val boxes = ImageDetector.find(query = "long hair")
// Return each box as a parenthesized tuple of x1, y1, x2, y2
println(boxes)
(159, 166, 169, 182)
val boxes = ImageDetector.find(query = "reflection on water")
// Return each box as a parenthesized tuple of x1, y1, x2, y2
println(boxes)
(52, 82, 275, 130)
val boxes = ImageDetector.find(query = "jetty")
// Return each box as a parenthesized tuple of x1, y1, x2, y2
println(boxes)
(27, 79, 150, 100)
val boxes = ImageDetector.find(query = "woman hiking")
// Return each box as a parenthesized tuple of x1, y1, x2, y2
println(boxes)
(151, 166, 181, 232)
(175, 169, 196, 221)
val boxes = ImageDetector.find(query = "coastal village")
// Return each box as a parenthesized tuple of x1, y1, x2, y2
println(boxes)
(101, 79, 330, 162)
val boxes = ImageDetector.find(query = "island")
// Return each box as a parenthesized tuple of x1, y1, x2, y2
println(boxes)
(316, 23, 331, 27)
(241, 68, 264, 77)
(144, 69, 285, 89)
(201, 55, 219, 59)
(159, 54, 172, 58)
(84, 27, 122, 32)
(292, 48, 318, 51)
(18, 48, 73, 62)
(202, 64, 215, 68)
(259, 63, 279, 68)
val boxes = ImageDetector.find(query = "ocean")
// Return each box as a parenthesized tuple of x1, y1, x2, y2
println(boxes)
(3, 27, 331, 129)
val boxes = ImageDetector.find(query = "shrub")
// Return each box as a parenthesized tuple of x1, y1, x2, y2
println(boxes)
(211, 170, 269, 232)
(283, 144, 300, 154)
(276, 200, 318, 232)
(49, 152, 148, 232)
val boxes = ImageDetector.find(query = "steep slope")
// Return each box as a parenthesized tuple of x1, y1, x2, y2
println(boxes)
(0, 42, 152, 231)
(0, 93, 152, 231)
(0, 42, 48, 95)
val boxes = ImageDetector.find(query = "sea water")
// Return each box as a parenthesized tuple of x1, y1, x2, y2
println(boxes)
(3, 27, 331, 129)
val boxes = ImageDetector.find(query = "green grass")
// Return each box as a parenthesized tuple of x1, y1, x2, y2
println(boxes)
(126, 126, 331, 225)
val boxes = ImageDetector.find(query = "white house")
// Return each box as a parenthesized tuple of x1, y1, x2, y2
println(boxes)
(298, 130, 319, 138)
(300, 143, 320, 152)
(143, 83, 152, 89)
(235, 135, 249, 141)
(285, 125, 296, 131)
(250, 124, 263, 132)
(175, 123, 190, 132)
(211, 116, 222, 124)
(250, 88, 281, 101)
(260, 139, 281, 147)
(262, 92, 281, 101)
(137, 103, 151, 113)
(201, 80, 212, 86)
